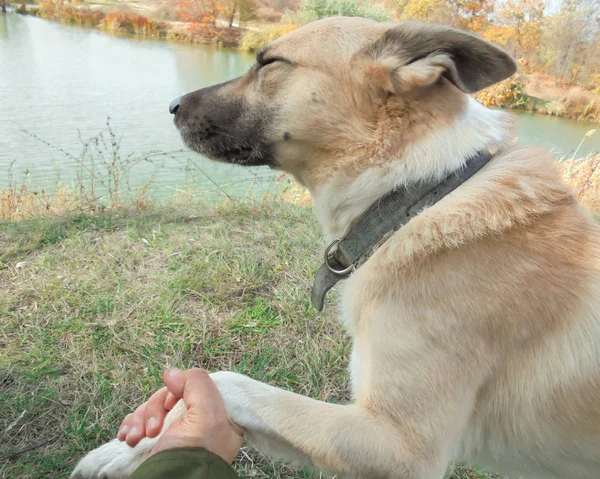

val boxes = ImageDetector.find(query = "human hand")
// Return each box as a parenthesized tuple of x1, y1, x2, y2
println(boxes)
(116, 368, 244, 464)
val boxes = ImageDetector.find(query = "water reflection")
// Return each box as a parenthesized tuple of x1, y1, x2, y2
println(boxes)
(0, 14, 8, 38)
(0, 15, 264, 196)
(172, 44, 254, 93)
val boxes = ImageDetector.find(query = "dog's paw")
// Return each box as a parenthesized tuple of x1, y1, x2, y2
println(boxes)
(70, 437, 156, 479)
(71, 400, 187, 478)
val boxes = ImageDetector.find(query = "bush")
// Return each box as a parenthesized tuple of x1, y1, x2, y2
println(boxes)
(241, 24, 297, 52)
(102, 11, 163, 35)
(296, 0, 392, 23)
(475, 77, 530, 109)
(37, 1, 105, 27)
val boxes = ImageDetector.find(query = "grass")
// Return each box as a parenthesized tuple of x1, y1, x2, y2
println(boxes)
(0, 198, 505, 479)
(0, 200, 344, 478)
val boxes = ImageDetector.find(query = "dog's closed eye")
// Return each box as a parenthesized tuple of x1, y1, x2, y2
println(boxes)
(256, 56, 290, 71)
(256, 48, 292, 72)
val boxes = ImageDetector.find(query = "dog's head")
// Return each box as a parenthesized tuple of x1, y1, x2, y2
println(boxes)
(170, 17, 516, 186)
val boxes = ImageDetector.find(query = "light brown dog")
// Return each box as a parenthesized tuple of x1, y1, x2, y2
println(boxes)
(72, 17, 600, 479)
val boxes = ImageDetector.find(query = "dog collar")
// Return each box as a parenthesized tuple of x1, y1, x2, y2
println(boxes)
(311, 150, 493, 311)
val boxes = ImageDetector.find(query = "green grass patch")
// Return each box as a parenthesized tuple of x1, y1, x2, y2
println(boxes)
(0, 200, 502, 478)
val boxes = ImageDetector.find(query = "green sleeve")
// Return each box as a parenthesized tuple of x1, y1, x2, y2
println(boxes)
(131, 448, 240, 479)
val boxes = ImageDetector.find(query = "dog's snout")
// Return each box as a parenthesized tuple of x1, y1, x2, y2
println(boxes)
(169, 97, 181, 115)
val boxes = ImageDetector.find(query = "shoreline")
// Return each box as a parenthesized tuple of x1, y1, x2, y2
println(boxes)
(13, 2, 248, 46)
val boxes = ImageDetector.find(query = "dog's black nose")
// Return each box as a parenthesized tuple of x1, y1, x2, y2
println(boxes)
(169, 97, 181, 115)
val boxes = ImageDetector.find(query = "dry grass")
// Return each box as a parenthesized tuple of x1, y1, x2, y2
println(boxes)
(558, 129, 599, 212)
(0, 182, 75, 222)
(3, 149, 597, 223)
(0, 122, 173, 222)
(563, 88, 600, 122)
(560, 157, 600, 212)
(0, 117, 312, 226)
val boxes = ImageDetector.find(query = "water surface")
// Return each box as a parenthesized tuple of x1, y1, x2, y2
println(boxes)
(1, 14, 598, 197)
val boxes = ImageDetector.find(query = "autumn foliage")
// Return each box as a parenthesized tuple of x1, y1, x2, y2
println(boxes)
(176, 0, 257, 33)
(177, 0, 222, 31)
(387, 0, 600, 88)
(475, 77, 529, 109)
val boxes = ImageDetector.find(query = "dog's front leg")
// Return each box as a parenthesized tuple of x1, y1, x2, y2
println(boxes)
(211, 371, 448, 479)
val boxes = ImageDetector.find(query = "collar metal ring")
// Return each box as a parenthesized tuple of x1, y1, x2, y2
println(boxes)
(324, 239, 355, 276)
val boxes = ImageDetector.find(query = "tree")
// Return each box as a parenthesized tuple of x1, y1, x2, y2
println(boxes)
(384, 0, 599, 88)
(390, 0, 450, 23)
(222, 0, 256, 27)
(387, 0, 492, 32)
(177, 0, 224, 30)
(492, 0, 544, 58)
(446, 0, 494, 31)
(542, 0, 600, 84)
(177, 0, 255, 29)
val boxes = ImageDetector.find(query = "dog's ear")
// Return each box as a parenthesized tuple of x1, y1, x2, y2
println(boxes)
(363, 22, 517, 94)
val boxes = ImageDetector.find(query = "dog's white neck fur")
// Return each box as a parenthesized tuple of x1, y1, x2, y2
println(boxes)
(313, 98, 512, 241)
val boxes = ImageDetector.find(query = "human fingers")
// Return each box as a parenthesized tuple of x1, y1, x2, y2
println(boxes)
(143, 387, 169, 439)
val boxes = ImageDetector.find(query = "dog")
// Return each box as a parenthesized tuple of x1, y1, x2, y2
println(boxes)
(72, 17, 600, 479)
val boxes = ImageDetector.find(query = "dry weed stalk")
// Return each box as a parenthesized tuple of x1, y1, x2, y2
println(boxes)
(560, 130, 600, 212)
(561, 154, 600, 213)
(1, 120, 159, 221)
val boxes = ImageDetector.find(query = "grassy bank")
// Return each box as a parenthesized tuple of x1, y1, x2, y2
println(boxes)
(0, 198, 508, 479)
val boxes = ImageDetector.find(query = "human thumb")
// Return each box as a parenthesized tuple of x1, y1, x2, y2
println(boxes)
(163, 368, 219, 412)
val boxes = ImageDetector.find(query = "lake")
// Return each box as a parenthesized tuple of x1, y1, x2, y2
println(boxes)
(1, 14, 599, 198)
